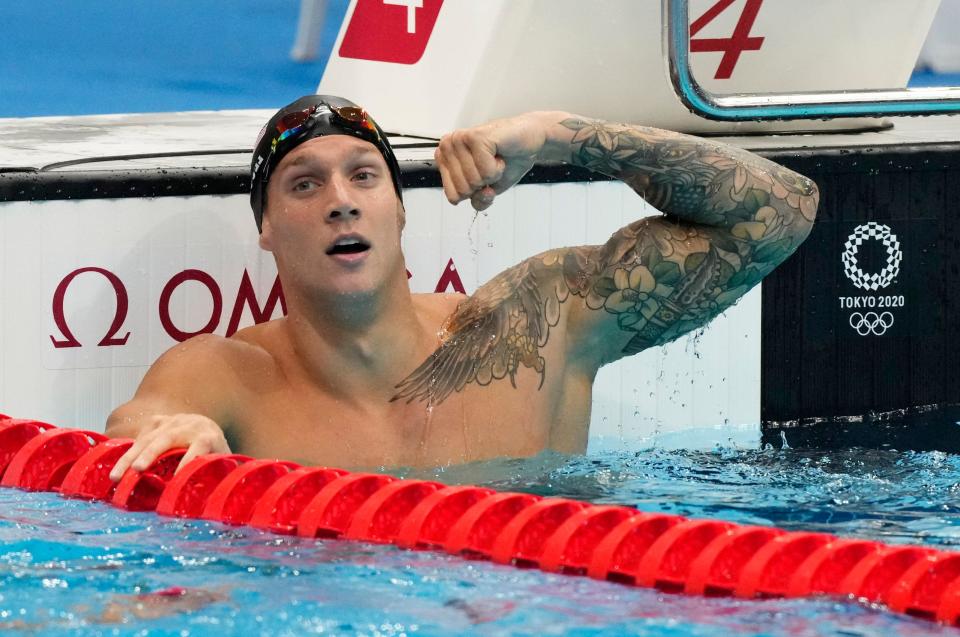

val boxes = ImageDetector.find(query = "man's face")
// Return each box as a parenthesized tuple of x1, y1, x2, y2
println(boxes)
(259, 135, 405, 300)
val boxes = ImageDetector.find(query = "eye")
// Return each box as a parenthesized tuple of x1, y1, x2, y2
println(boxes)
(293, 179, 316, 192)
(353, 169, 376, 182)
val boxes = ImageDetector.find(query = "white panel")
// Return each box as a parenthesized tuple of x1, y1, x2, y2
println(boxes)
(512, 181, 552, 261)
(585, 181, 627, 246)
(319, 0, 513, 136)
(587, 289, 762, 452)
(320, 0, 938, 136)
(4, 195, 283, 431)
(1, 183, 762, 447)
(402, 187, 445, 293)
(547, 182, 588, 249)
(4, 202, 46, 421)
(439, 193, 481, 292)
(725, 287, 762, 426)
(476, 189, 516, 283)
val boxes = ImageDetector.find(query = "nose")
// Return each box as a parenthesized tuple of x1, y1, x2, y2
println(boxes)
(325, 175, 360, 223)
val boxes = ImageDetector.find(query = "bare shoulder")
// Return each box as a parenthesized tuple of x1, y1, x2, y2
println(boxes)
(139, 323, 281, 404)
(156, 329, 269, 372)
(227, 319, 287, 361)
(107, 322, 285, 436)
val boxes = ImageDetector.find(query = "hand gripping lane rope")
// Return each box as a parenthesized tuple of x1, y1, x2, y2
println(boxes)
(1, 414, 959, 626)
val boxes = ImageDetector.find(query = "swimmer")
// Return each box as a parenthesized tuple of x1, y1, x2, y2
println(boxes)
(106, 95, 818, 476)
(88, 586, 230, 624)
(0, 586, 229, 630)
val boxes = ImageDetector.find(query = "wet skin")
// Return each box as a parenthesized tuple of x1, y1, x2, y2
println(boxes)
(106, 112, 818, 474)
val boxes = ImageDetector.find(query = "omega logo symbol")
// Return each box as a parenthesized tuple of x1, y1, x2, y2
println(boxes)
(47, 259, 466, 351)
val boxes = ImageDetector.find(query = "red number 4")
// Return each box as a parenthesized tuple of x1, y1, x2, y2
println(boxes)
(690, 0, 765, 80)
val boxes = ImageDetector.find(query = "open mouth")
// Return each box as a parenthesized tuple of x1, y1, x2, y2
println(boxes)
(326, 236, 371, 256)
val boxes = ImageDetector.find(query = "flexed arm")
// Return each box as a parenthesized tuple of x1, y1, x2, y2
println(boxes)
(549, 115, 818, 362)
(395, 111, 818, 403)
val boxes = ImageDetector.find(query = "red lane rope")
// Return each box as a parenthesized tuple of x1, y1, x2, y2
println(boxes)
(1, 418, 958, 626)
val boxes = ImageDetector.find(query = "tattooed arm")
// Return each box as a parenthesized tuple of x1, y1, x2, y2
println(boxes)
(547, 113, 819, 366)
(394, 111, 818, 403)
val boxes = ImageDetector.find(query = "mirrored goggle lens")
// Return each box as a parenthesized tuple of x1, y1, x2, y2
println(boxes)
(332, 105, 378, 135)
(275, 110, 313, 145)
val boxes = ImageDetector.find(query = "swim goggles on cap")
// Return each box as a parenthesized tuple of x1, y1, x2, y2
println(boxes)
(271, 104, 382, 152)
(250, 96, 403, 233)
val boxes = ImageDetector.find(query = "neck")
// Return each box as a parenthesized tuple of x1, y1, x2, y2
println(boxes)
(281, 272, 430, 403)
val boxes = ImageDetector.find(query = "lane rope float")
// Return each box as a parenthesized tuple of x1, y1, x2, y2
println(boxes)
(0, 415, 958, 625)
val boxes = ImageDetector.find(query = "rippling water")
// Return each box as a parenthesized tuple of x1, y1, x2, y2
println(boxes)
(1, 446, 959, 636)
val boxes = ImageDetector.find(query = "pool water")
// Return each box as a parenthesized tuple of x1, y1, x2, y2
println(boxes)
(1, 446, 959, 636)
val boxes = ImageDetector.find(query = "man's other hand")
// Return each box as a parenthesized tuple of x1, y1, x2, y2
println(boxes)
(108, 414, 230, 481)
(435, 111, 567, 210)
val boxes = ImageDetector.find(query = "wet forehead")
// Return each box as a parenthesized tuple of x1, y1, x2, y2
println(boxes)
(276, 135, 382, 174)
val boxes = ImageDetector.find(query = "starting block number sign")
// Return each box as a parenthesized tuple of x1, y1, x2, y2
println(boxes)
(339, 0, 445, 65)
(320, 0, 937, 135)
(338, 0, 764, 75)
(691, 0, 765, 80)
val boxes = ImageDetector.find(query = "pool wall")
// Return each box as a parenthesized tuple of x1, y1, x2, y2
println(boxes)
(0, 173, 760, 449)
(760, 144, 960, 450)
(1, 112, 959, 451)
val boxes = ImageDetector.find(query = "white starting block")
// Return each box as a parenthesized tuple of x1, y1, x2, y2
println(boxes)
(318, 0, 941, 135)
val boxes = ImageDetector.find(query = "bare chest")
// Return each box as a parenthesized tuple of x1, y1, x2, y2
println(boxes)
(229, 368, 588, 469)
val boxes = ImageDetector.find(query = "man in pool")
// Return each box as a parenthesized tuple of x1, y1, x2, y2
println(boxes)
(106, 95, 819, 477)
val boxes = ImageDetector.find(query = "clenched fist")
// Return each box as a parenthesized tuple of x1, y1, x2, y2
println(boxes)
(435, 111, 568, 210)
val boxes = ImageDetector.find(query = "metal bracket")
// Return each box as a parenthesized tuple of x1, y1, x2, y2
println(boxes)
(663, 0, 960, 120)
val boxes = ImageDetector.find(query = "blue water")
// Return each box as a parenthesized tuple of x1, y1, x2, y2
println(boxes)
(2, 447, 959, 636)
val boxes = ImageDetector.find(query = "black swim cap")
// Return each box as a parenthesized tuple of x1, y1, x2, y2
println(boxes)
(249, 95, 403, 232)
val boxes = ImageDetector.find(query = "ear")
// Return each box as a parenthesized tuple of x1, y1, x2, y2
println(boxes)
(396, 201, 406, 231)
(258, 214, 274, 252)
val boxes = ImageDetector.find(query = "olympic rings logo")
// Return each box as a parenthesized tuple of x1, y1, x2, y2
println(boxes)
(842, 222, 902, 291)
(849, 311, 894, 336)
